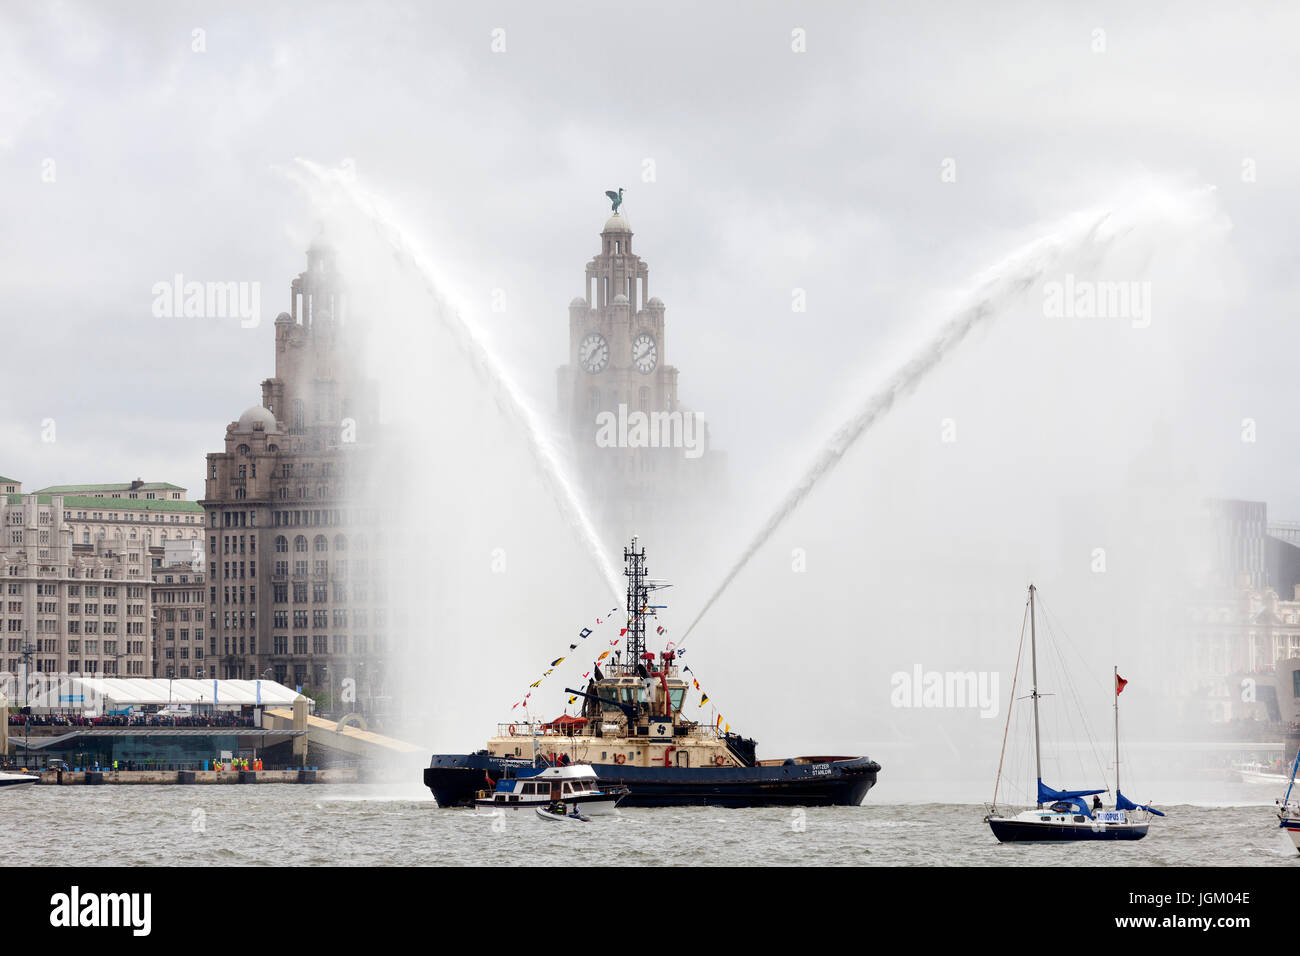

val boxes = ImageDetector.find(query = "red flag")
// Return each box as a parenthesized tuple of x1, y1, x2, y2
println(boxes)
(619, 628, 627, 636)
(1116, 673, 1128, 696)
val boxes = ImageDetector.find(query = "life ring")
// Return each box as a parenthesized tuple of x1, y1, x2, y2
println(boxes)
(614, 753, 626, 765)
(508, 724, 517, 736)
(713, 754, 726, 767)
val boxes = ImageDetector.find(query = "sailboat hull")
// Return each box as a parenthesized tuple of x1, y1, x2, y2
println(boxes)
(988, 816, 1148, 842)
(1278, 816, 1300, 854)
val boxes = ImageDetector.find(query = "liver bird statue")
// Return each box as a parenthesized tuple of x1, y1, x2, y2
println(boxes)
(605, 187, 624, 214)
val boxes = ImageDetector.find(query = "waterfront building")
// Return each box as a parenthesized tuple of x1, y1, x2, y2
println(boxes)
(201, 240, 385, 706)
(0, 490, 151, 679)
(555, 208, 724, 542)
(1183, 580, 1300, 724)
(1205, 498, 1269, 590)
(28, 479, 205, 565)
(150, 551, 207, 679)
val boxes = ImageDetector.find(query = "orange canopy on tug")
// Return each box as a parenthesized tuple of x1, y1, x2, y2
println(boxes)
(543, 714, 589, 731)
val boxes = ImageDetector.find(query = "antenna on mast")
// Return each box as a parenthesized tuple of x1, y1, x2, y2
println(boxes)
(623, 536, 649, 672)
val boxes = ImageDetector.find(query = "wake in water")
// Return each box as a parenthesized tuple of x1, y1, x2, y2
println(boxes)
(282, 159, 624, 601)
(680, 188, 1219, 641)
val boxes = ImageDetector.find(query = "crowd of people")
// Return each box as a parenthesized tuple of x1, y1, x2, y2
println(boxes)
(6, 712, 257, 728)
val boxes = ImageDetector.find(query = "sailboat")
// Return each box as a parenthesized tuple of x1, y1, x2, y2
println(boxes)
(985, 584, 1164, 842)
(1275, 747, 1300, 854)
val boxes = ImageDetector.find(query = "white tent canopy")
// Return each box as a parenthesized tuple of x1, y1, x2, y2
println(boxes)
(21, 677, 304, 712)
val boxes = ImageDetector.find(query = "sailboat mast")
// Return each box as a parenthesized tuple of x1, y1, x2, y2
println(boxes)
(1114, 665, 1120, 799)
(1283, 746, 1300, 808)
(1029, 584, 1042, 807)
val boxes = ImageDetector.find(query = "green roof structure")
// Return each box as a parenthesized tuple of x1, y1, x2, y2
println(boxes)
(6, 494, 202, 513)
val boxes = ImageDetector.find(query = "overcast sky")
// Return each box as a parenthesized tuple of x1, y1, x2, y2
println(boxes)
(2, 0, 1295, 509)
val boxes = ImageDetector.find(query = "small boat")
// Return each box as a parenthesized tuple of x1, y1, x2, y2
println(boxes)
(1275, 748, 1300, 855)
(0, 770, 38, 790)
(473, 764, 625, 816)
(985, 584, 1164, 842)
(1238, 761, 1292, 786)
(535, 804, 591, 823)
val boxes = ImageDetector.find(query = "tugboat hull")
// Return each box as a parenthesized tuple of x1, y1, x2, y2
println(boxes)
(425, 753, 879, 809)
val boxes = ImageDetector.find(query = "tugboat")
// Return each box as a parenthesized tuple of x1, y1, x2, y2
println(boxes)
(424, 538, 881, 808)
(984, 584, 1163, 842)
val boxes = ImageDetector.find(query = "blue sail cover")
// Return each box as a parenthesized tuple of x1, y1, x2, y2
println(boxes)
(1038, 779, 1106, 817)
(1116, 790, 1165, 816)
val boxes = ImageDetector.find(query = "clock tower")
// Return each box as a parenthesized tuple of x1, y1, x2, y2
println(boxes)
(558, 206, 720, 542)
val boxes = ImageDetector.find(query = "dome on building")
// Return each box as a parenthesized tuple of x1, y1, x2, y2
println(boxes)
(569, 297, 588, 309)
(275, 311, 293, 325)
(236, 405, 278, 432)
(603, 213, 630, 233)
(646, 296, 665, 308)
(612, 293, 629, 305)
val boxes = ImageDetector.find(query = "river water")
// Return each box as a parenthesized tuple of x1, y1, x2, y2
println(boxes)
(5, 783, 1297, 866)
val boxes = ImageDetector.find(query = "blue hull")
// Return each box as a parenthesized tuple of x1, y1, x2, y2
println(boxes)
(425, 753, 879, 808)
(987, 818, 1148, 842)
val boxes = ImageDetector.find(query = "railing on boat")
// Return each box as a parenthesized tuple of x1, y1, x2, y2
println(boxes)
(494, 721, 722, 739)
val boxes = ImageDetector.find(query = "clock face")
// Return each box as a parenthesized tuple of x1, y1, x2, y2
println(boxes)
(579, 332, 609, 373)
(632, 332, 657, 374)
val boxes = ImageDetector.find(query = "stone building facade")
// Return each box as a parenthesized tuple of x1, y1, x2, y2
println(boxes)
(1, 492, 151, 679)
(39, 489, 204, 552)
(1183, 580, 1300, 724)
(556, 209, 722, 542)
(150, 544, 207, 679)
(201, 241, 384, 704)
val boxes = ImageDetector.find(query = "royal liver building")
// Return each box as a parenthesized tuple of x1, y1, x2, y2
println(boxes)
(556, 199, 724, 544)
(201, 240, 386, 707)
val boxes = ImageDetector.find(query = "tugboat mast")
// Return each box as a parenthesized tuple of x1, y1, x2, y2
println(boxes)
(624, 536, 650, 673)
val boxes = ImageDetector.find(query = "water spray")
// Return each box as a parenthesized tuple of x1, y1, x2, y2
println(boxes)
(680, 190, 1214, 642)
(283, 159, 625, 602)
